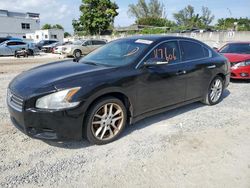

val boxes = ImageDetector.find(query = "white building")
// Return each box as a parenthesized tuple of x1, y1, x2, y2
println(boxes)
(26, 29, 64, 43)
(0, 10, 40, 38)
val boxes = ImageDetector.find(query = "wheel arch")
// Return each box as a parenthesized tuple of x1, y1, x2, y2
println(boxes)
(82, 91, 134, 126)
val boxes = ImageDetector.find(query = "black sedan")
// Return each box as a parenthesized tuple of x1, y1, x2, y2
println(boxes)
(7, 36, 230, 145)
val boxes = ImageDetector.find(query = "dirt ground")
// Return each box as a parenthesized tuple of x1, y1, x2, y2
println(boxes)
(0, 55, 250, 188)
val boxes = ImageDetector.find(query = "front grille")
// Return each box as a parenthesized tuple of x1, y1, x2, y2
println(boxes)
(7, 89, 24, 112)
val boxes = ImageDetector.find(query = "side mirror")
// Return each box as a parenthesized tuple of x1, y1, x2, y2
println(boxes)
(213, 47, 219, 52)
(144, 58, 169, 67)
(73, 56, 82, 63)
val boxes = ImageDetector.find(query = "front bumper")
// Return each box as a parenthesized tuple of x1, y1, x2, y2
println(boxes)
(230, 67, 250, 79)
(8, 103, 85, 140)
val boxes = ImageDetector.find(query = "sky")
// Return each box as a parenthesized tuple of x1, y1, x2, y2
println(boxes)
(0, 0, 249, 33)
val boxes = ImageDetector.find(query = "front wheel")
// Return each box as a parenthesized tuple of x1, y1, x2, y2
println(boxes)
(73, 49, 82, 59)
(202, 76, 224, 105)
(84, 97, 127, 145)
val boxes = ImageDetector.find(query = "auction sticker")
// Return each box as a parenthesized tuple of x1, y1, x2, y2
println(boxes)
(135, 39, 153, 45)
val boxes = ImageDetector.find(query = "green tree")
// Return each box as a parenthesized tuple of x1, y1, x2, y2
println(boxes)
(64, 32, 71, 38)
(42, 24, 52, 29)
(201, 6, 214, 27)
(128, 0, 164, 19)
(216, 17, 250, 31)
(42, 24, 64, 30)
(173, 5, 214, 29)
(73, 0, 119, 35)
(52, 24, 64, 30)
(136, 17, 176, 27)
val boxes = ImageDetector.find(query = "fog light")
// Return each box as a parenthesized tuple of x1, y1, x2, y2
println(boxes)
(240, 73, 249, 77)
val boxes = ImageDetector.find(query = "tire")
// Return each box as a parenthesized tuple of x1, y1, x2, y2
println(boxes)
(73, 49, 82, 59)
(84, 97, 127, 145)
(202, 76, 224, 105)
(28, 49, 34, 56)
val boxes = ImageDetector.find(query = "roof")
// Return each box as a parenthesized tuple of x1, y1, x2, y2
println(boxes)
(123, 35, 203, 43)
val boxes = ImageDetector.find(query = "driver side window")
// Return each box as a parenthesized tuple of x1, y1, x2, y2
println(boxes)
(145, 41, 180, 64)
(84, 40, 92, 46)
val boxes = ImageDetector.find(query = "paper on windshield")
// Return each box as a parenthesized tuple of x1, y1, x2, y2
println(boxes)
(135, 39, 153, 45)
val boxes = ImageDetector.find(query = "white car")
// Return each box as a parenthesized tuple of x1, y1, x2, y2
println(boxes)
(62, 39, 107, 58)
(53, 45, 64, 54)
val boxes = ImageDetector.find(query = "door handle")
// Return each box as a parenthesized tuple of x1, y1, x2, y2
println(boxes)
(207, 65, 216, 69)
(176, 70, 186, 75)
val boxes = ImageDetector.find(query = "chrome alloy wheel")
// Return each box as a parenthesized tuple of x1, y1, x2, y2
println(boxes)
(210, 78, 223, 103)
(91, 103, 124, 140)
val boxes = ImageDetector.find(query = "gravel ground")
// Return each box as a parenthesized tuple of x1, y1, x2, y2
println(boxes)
(0, 56, 250, 188)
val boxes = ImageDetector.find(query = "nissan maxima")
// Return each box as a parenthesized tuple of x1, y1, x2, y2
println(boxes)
(7, 36, 230, 145)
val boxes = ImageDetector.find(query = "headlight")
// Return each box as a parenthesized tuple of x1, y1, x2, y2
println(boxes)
(232, 60, 250, 69)
(36, 87, 81, 110)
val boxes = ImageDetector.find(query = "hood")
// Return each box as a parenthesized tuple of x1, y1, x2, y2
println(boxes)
(222, 53, 250, 63)
(9, 60, 112, 98)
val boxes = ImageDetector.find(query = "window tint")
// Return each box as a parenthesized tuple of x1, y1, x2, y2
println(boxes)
(219, 43, 250, 54)
(145, 41, 180, 64)
(180, 41, 204, 61)
(15, 42, 26, 45)
(49, 41, 56, 44)
(84, 40, 92, 46)
(203, 47, 210, 57)
(92, 40, 106, 45)
(7, 42, 17, 46)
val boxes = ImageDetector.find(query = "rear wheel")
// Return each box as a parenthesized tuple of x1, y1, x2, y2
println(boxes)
(28, 49, 34, 56)
(84, 97, 127, 145)
(202, 76, 224, 105)
(73, 49, 82, 59)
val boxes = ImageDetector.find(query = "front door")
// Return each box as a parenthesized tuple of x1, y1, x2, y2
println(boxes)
(136, 41, 188, 115)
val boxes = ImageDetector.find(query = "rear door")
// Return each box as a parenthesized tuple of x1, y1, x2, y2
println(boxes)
(179, 40, 212, 100)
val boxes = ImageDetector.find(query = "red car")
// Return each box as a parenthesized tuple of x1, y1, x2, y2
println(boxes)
(219, 42, 250, 79)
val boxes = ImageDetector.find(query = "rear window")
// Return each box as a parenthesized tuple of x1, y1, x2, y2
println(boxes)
(180, 41, 205, 61)
(92, 40, 106, 45)
(219, 43, 250, 54)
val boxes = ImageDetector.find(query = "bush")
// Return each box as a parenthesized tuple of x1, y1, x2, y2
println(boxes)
(139, 28, 166, 34)
(137, 17, 174, 27)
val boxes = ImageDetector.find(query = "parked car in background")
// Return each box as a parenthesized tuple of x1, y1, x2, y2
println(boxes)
(0, 37, 22, 44)
(7, 36, 230, 144)
(53, 42, 73, 54)
(219, 42, 250, 79)
(42, 42, 61, 53)
(0, 40, 38, 56)
(36, 40, 58, 50)
(62, 39, 107, 58)
(0, 40, 28, 56)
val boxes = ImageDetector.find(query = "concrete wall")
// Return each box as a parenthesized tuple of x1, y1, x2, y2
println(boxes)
(70, 31, 250, 48)
(172, 31, 250, 48)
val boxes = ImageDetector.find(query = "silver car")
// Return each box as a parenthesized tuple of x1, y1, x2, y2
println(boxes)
(0, 40, 28, 56)
(62, 39, 107, 58)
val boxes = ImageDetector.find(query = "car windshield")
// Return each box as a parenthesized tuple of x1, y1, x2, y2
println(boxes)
(80, 39, 152, 67)
(72, 40, 85, 45)
(219, 43, 250, 54)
